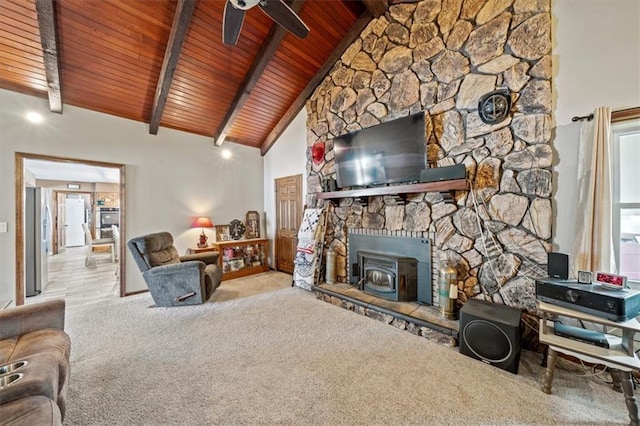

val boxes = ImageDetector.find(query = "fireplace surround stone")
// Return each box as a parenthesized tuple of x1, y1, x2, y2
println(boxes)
(306, 1, 553, 317)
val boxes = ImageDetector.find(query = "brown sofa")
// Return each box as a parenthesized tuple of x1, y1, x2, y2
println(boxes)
(0, 300, 71, 425)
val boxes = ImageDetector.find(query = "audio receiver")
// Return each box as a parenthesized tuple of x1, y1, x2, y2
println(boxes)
(535, 278, 640, 322)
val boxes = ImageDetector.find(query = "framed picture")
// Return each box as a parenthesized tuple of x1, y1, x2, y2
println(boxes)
(246, 210, 260, 239)
(229, 259, 244, 271)
(215, 225, 230, 242)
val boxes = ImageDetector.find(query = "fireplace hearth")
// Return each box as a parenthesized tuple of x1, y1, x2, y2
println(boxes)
(358, 251, 418, 302)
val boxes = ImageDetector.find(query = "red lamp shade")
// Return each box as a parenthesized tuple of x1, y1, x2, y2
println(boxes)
(311, 141, 325, 164)
(192, 217, 214, 248)
(191, 217, 214, 228)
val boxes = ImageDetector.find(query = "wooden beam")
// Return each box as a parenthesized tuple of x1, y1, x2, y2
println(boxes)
(260, 10, 373, 156)
(35, 0, 62, 113)
(214, 0, 306, 146)
(149, 0, 196, 135)
(361, 0, 388, 17)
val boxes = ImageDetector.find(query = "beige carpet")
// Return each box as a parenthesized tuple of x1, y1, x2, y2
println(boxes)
(64, 272, 628, 425)
(209, 271, 293, 303)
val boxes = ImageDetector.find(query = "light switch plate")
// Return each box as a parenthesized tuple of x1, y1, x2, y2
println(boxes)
(0, 222, 7, 233)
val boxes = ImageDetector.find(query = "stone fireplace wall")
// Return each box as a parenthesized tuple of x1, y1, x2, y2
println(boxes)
(305, 0, 552, 314)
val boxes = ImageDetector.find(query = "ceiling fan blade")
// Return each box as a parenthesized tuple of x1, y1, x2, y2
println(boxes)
(259, 0, 309, 39)
(223, 1, 245, 45)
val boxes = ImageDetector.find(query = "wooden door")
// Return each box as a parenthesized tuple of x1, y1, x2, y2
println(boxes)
(55, 192, 66, 254)
(275, 175, 302, 274)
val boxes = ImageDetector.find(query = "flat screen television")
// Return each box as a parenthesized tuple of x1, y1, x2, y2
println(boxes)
(333, 113, 427, 189)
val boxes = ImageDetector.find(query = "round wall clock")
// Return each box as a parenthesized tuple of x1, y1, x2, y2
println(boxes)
(229, 219, 246, 240)
(478, 89, 511, 125)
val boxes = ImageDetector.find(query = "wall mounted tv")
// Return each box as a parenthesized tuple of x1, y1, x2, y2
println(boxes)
(333, 113, 427, 189)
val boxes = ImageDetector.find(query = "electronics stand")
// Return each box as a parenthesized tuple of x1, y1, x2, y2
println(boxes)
(538, 301, 640, 425)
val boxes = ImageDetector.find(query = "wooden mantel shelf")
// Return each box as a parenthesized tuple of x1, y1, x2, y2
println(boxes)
(316, 178, 469, 200)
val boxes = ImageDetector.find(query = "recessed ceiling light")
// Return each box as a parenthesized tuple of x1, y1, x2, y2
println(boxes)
(222, 149, 232, 159)
(25, 111, 43, 124)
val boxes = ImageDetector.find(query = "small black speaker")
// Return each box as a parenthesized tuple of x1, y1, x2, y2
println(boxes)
(419, 164, 466, 183)
(459, 299, 522, 374)
(548, 252, 569, 280)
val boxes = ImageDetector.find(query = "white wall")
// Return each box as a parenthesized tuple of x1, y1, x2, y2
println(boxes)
(552, 0, 640, 253)
(263, 109, 307, 267)
(0, 89, 264, 301)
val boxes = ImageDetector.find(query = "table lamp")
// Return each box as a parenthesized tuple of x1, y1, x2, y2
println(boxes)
(192, 217, 214, 248)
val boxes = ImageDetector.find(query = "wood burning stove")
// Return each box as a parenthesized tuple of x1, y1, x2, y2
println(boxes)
(357, 251, 418, 302)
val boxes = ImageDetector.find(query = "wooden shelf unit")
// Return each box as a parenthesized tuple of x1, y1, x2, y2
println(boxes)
(539, 301, 640, 365)
(538, 301, 640, 424)
(315, 178, 469, 200)
(212, 238, 269, 281)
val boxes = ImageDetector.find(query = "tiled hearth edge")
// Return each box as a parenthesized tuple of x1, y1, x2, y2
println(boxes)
(314, 284, 458, 347)
(314, 283, 543, 351)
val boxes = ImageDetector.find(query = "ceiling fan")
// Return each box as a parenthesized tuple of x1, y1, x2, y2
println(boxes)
(223, 0, 310, 46)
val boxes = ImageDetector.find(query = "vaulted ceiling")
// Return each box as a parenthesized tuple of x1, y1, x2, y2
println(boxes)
(0, 0, 395, 154)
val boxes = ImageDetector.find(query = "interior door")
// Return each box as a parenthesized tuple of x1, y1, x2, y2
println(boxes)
(275, 175, 302, 274)
(56, 192, 67, 254)
(65, 198, 85, 247)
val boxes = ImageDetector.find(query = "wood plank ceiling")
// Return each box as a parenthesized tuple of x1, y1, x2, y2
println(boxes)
(0, 0, 375, 154)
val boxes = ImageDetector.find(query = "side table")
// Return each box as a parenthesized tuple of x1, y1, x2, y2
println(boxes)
(538, 301, 640, 425)
(187, 246, 218, 255)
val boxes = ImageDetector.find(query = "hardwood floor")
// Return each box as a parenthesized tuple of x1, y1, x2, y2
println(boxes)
(25, 246, 119, 308)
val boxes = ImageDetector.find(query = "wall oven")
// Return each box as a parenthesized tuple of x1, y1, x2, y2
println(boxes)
(98, 207, 119, 239)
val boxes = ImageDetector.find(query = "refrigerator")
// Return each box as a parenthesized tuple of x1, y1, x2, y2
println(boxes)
(25, 187, 52, 297)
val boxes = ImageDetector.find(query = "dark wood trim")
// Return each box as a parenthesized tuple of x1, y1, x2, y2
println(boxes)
(361, 0, 388, 17)
(612, 107, 640, 122)
(214, 0, 306, 146)
(16, 152, 124, 169)
(0, 82, 48, 100)
(15, 152, 126, 305)
(316, 179, 469, 199)
(35, 0, 62, 113)
(118, 162, 126, 297)
(15, 155, 25, 306)
(125, 289, 149, 296)
(149, 0, 196, 135)
(260, 10, 373, 155)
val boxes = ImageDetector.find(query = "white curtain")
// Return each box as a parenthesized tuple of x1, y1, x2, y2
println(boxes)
(571, 107, 615, 276)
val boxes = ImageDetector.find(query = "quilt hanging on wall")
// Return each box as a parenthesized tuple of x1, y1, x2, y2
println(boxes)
(293, 208, 326, 290)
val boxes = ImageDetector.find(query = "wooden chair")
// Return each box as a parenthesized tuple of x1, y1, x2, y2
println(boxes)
(82, 223, 115, 266)
(112, 225, 120, 277)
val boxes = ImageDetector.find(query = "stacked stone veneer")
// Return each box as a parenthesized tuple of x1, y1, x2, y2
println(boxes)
(305, 0, 552, 315)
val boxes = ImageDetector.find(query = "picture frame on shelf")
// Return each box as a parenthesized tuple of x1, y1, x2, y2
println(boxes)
(215, 225, 230, 242)
(246, 210, 260, 239)
(229, 259, 244, 271)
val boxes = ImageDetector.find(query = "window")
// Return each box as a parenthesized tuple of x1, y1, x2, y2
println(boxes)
(612, 109, 640, 282)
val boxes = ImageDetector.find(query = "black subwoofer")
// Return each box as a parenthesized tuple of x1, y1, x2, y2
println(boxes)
(459, 299, 522, 374)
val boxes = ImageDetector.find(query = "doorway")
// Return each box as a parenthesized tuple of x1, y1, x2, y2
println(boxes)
(274, 174, 303, 274)
(65, 196, 87, 247)
(15, 152, 126, 306)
